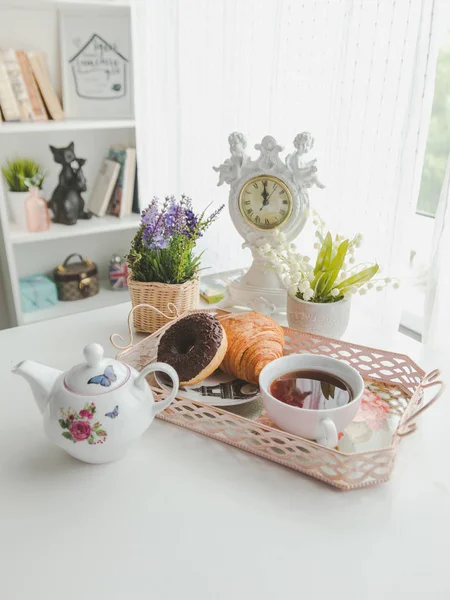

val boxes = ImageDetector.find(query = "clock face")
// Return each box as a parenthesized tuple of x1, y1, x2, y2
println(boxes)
(238, 175, 293, 230)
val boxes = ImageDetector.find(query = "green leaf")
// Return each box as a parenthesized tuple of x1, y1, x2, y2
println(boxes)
(321, 239, 349, 297)
(314, 232, 333, 275)
(337, 264, 379, 292)
(62, 431, 74, 442)
(96, 430, 107, 437)
(314, 272, 329, 299)
(59, 419, 69, 430)
(88, 435, 95, 445)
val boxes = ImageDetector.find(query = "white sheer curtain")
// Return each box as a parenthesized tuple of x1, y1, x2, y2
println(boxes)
(423, 154, 450, 371)
(131, 0, 440, 345)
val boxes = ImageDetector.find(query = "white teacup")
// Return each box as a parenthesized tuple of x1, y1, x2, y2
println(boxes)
(259, 354, 365, 448)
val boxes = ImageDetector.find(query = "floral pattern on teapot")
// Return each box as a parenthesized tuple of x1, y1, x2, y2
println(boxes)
(59, 402, 108, 445)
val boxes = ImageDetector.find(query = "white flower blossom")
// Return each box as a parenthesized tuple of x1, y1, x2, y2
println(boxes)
(313, 242, 320, 249)
(303, 288, 314, 301)
(376, 285, 384, 292)
(393, 281, 400, 289)
(262, 243, 271, 253)
(283, 275, 291, 288)
(276, 265, 285, 275)
(359, 288, 367, 296)
(299, 280, 311, 293)
(330, 288, 340, 297)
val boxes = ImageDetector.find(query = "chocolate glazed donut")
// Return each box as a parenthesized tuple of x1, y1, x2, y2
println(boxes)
(157, 313, 228, 386)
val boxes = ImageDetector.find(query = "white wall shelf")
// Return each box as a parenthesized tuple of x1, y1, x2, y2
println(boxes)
(22, 284, 130, 325)
(0, 0, 139, 330)
(10, 214, 140, 244)
(0, 119, 135, 134)
(0, 1, 130, 8)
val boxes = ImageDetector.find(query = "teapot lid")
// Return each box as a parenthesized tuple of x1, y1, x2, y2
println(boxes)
(64, 343, 129, 395)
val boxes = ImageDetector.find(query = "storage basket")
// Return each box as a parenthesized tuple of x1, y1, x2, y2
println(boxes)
(127, 277, 199, 333)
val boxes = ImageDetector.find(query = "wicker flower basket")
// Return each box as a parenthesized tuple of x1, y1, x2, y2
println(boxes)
(127, 277, 200, 333)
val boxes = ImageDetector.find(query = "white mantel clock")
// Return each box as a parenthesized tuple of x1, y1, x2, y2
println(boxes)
(213, 132, 324, 313)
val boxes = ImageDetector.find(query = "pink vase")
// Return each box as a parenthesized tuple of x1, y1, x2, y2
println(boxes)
(25, 187, 50, 232)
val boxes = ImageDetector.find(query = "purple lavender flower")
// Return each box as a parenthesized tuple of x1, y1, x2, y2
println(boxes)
(164, 195, 186, 235)
(148, 234, 169, 250)
(141, 197, 159, 227)
(139, 195, 224, 251)
(184, 209, 199, 237)
(142, 198, 166, 249)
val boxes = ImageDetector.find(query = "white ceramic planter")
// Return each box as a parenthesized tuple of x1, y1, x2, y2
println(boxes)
(287, 293, 351, 339)
(7, 191, 29, 230)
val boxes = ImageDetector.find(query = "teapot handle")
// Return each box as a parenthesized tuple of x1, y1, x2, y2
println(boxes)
(135, 362, 179, 415)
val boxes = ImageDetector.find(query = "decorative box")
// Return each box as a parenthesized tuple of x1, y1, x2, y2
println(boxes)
(53, 253, 99, 301)
(109, 255, 129, 290)
(19, 275, 58, 313)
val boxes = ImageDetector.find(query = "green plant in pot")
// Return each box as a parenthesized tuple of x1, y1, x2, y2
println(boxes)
(258, 211, 399, 339)
(2, 158, 45, 229)
(127, 194, 224, 333)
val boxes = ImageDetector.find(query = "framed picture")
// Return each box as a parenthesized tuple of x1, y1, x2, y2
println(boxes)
(60, 8, 134, 119)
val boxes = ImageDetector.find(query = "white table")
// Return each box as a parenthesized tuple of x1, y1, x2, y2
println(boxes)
(1, 303, 449, 600)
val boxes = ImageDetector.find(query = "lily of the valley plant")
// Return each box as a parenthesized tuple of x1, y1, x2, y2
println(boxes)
(127, 195, 224, 284)
(258, 211, 399, 303)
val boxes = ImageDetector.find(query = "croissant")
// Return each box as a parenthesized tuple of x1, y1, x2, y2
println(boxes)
(218, 312, 285, 384)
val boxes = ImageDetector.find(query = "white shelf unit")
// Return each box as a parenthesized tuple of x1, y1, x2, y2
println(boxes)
(22, 283, 130, 325)
(0, 119, 136, 134)
(0, 0, 139, 329)
(9, 214, 140, 244)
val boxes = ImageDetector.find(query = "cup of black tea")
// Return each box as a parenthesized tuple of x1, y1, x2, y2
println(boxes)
(259, 354, 365, 447)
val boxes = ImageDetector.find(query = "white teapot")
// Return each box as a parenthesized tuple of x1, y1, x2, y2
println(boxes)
(13, 343, 179, 464)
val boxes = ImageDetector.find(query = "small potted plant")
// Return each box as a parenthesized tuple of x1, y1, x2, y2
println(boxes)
(258, 211, 399, 339)
(2, 158, 45, 230)
(127, 194, 224, 332)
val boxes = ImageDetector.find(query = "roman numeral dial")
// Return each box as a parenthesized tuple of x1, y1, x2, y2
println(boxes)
(238, 175, 292, 230)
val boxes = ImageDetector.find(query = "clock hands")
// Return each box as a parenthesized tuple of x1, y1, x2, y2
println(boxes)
(266, 185, 278, 203)
(260, 180, 269, 211)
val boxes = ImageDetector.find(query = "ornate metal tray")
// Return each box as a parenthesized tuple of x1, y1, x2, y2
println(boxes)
(114, 309, 443, 490)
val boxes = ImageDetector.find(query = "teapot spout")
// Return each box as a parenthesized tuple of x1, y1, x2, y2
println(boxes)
(12, 360, 62, 414)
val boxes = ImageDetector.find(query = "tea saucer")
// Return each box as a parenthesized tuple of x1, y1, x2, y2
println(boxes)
(154, 370, 260, 407)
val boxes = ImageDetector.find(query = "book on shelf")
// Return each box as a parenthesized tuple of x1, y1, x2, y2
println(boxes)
(15, 51, 47, 121)
(88, 159, 121, 217)
(1, 49, 33, 121)
(107, 146, 136, 218)
(0, 57, 20, 121)
(28, 52, 64, 121)
(132, 164, 140, 214)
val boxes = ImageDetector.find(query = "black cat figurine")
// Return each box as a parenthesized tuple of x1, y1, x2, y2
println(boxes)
(48, 142, 92, 225)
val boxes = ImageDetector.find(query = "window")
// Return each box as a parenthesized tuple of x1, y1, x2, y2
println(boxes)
(401, 27, 450, 338)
